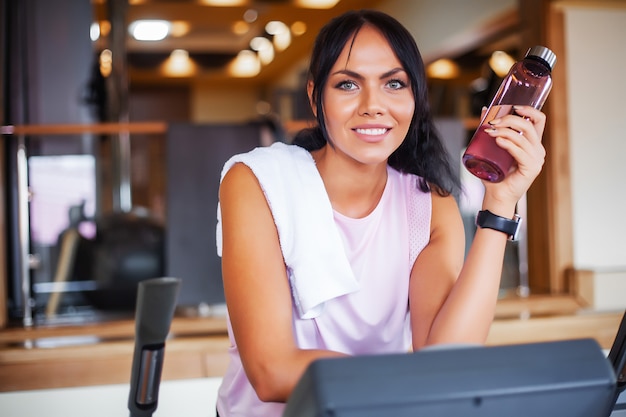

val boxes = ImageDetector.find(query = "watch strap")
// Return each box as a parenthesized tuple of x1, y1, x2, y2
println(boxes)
(475, 210, 522, 241)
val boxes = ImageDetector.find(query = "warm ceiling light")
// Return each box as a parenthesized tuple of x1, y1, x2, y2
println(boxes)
(100, 20, 111, 37)
(229, 50, 260, 78)
(232, 20, 250, 36)
(265, 21, 287, 36)
(489, 50, 516, 78)
(200, 0, 247, 6)
(243, 9, 258, 23)
(99, 49, 113, 78)
(290, 21, 307, 36)
(129, 20, 170, 41)
(295, 0, 340, 9)
(273, 31, 291, 52)
(90, 22, 100, 41)
(266, 21, 291, 51)
(170, 21, 190, 37)
(426, 58, 460, 79)
(162, 49, 197, 77)
(250, 37, 274, 65)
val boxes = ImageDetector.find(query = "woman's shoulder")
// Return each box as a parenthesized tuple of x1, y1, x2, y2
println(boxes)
(220, 142, 312, 181)
(247, 142, 309, 160)
(234, 142, 312, 167)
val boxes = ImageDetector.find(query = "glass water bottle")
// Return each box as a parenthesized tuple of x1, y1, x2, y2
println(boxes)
(462, 46, 557, 182)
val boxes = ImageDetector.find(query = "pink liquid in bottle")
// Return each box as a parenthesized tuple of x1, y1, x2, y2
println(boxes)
(463, 46, 556, 182)
(463, 105, 515, 182)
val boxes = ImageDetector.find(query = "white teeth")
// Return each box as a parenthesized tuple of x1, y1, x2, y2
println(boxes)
(355, 128, 387, 136)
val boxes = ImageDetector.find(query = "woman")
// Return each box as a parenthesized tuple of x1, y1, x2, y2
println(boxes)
(216, 9, 546, 417)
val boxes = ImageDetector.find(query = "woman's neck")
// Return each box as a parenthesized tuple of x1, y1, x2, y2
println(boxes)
(311, 146, 388, 219)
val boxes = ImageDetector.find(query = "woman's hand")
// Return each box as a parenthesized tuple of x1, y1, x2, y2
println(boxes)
(482, 105, 547, 210)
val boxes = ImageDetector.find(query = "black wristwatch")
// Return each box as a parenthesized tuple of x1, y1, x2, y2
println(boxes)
(475, 210, 522, 241)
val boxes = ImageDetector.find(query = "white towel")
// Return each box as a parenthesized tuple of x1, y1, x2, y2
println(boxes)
(216, 142, 359, 319)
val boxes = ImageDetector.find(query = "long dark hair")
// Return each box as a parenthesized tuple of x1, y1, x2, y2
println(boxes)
(293, 9, 460, 196)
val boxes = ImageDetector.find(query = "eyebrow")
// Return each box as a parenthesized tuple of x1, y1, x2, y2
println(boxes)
(331, 67, 406, 80)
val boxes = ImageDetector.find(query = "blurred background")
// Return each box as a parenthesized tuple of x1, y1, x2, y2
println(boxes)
(1, 0, 625, 340)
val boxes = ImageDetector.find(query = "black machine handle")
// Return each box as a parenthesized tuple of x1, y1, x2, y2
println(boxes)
(609, 310, 626, 394)
(128, 277, 181, 417)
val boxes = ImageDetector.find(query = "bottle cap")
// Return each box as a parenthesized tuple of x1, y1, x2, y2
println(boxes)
(526, 46, 557, 70)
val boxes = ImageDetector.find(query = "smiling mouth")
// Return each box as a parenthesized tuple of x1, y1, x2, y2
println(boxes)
(354, 128, 389, 136)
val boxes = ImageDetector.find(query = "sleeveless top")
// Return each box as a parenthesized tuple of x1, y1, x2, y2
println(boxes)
(216, 152, 432, 417)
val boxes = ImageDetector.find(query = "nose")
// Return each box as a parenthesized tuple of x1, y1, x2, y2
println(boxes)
(358, 87, 385, 117)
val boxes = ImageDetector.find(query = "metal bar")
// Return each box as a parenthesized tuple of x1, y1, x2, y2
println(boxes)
(16, 135, 32, 327)
(0, 122, 167, 136)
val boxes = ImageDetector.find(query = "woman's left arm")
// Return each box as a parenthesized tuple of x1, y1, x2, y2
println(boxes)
(409, 106, 546, 350)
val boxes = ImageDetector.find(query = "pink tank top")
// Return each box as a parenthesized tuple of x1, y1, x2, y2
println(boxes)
(217, 166, 432, 417)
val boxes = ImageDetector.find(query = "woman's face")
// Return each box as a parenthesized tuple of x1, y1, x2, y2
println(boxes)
(317, 24, 415, 166)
